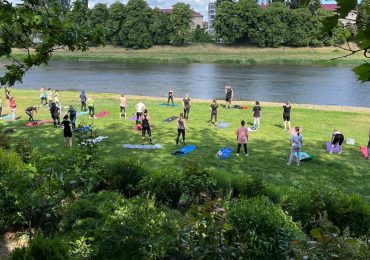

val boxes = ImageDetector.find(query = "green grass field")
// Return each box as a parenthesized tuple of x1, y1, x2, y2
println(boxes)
(8, 44, 365, 66)
(1, 89, 369, 200)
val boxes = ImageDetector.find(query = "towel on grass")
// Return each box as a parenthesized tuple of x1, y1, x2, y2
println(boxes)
(218, 122, 230, 129)
(0, 114, 12, 120)
(294, 151, 313, 161)
(123, 144, 162, 149)
(215, 147, 233, 159)
(360, 146, 368, 158)
(81, 136, 108, 145)
(173, 145, 196, 155)
(326, 141, 340, 153)
(346, 138, 355, 145)
(95, 111, 110, 118)
(164, 116, 178, 123)
(160, 103, 179, 107)
(129, 115, 137, 121)
(248, 126, 257, 132)
(26, 119, 52, 127)
(77, 111, 89, 116)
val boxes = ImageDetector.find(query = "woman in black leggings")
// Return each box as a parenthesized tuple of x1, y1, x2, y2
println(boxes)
(330, 129, 344, 154)
(176, 112, 186, 145)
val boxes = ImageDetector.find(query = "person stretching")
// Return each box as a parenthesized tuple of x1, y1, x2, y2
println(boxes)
(120, 93, 127, 119)
(80, 90, 87, 112)
(330, 129, 344, 154)
(167, 88, 174, 106)
(225, 85, 233, 108)
(62, 115, 73, 147)
(135, 101, 146, 124)
(183, 94, 191, 119)
(209, 99, 218, 126)
(252, 101, 262, 128)
(87, 96, 95, 119)
(176, 112, 186, 145)
(50, 102, 60, 127)
(283, 101, 291, 131)
(25, 106, 38, 122)
(68, 105, 77, 130)
(287, 126, 302, 166)
(236, 120, 249, 156)
(47, 88, 53, 108)
(5, 86, 11, 109)
(141, 109, 152, 144)
(9, 97, 16, 120)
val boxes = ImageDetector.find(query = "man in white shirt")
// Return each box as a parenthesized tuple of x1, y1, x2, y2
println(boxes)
(135, 102, 146, 124)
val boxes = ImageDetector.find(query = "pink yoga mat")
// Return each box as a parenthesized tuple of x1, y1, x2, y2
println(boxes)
(326, 141, 340, 153)
(26, 119, 52, 127)
(360, 146, 369, 158)
(95, 111, 110, 118)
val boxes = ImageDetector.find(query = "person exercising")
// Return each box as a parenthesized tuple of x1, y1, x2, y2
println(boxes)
(176, 112, 186, 145)
(25, 105, 38, 122)
(183, 94, 191, 119)
(141, 109, 152, 144)
(330, 129, 344, 154)
(167, 88, 174, 106)
(209, 99, 218, 126)
(225, 85, 233, 108)
(283, 101, 291, 131)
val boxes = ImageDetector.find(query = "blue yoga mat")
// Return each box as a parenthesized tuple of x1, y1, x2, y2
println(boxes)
(173, 145, 196, 155)
(294, 151, 313, 161)
(218, 122, 230, 129)
(0, 114, 12, 120)
(74, 126, 91, 133)
(77, 111, 89, 116)
(216, 147, 233, 159)
(159, 103, 179, 107)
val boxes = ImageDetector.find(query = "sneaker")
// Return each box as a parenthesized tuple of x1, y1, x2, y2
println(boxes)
(236, 153, 240, 156)
(245, 153, 249, 157)
(183, 142, 186, 146)
(329, 151, 333, 155)
(338, 151, 342, 154)
(287, 163, 291, 166)
(297, 163, 300, 166)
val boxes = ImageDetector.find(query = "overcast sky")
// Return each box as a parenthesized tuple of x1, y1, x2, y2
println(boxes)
(9, 0, 210, 19)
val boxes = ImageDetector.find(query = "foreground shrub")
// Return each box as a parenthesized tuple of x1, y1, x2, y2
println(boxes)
(229, 197, 304, 259)
(14, 138, 34, 163)
(138, 168, 184, 207)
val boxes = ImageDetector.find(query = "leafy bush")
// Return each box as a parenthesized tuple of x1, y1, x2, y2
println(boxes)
(138, 168, 184, 207)
(229, 197, 304, 259)
(10, 235, 69, 260)
(101, 157, 148, 197)
(0, 131, 10, 150)
(14, 138, 34, 163)
(230, 175, 278, 201)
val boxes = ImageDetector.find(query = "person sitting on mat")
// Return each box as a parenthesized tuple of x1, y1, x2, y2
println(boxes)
(236, 120, 249, 157)
(141, 109, 152, 144)
(50, 102, 60, 127)
(209, 99, 218, 126)
(80, 90, 87, 112)
(167, 88, 174, 106)
(25, 105, 38, 122)
(87, 96, 96, 119)
(62, 115, 73, 147)
(253, 101, 262, 128)
(68, 105, 77, 130)
(183, 94, 191, 120)
(283, 101, 291, 131)
(330, 129, 344, 155)
(225, 85, 233, 109)
(120, 93, 127, 119)
(287, 126, 303, 166)
(135, 101, 146, 124)
(176, 112, 186, 145)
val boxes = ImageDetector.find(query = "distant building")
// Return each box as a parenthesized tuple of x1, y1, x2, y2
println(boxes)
(203, 21, 209, 30)
(208, 1, 216, 36)
(159, 9, 204, 30)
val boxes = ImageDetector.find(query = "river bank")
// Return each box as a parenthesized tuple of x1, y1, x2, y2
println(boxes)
(8, 44, 365, 66)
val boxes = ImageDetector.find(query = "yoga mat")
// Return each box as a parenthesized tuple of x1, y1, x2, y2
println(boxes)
(129, 115, 137, 121)
(173, 145, 196, 155)
(164, 116, 178, 123)
(360, 146, 368, 158)
(218, 122, 230, 129)
(159, 103, 179, 107)
(74, 126, 91, 133)
(134, 124, 142, 131)
(123, 144, 162, 149)
(0, 114, 12, 120)
(77, 111, 89, 116)
(294, 151, 313, 161)
(95, 111, 110, 118)
(248, 127, 257, 132)
(82, 136, 108, 145)
(326, 141, 340, 153)
(346, 138, 355, 145)
(215, 147, 233, 159)
(26, 119, 52, 127)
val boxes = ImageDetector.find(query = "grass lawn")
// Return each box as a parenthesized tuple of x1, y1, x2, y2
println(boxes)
(1, 89, 369, 200)
(9, 44, 365, 66)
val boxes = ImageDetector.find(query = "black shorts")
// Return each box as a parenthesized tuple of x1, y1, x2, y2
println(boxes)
(142, 127, 151, 137)
(283, 114, 290, 121)
(225, 96, 231, 102)
(64, 131, 72, 138)
(332, 134, 344, 145)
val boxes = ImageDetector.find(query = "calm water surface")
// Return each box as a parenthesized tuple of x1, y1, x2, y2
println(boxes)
(1, 61, 369, 107)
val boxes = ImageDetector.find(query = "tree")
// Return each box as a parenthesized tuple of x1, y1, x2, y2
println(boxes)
(0, 0, 105, 86)
(150, 8, 172, 45)
(120, 0, 152, 49)
(89, 3, 109, 28)
(191, 25, 212, 43)
(169, 2, 192, 46)
(106, 2, 126, 45)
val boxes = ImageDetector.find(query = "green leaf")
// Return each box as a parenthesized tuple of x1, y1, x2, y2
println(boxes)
(336, 0, 357, 18)
(353, 63, 370, 82)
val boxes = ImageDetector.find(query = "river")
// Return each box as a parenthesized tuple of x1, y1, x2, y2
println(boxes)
(1, 61, 369, 107)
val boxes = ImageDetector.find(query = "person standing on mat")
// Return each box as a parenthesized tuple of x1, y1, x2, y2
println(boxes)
(40, 87, 47, 106)
(141, 109, 152, 144)
(80, 90, 87, 112)
(209, 99, 218, 126)
(287, 126, 302, 166)
(5, 86, 11, 109)
(87, 96, 96, 119)
(135, 101, 146, 124)
(120, 93, 127, 119)
(253, 101, 262, 128)
(167, 88, 174, 106)
(176, 112, 186, 145)
(47, 88, 53, 108)
(68, 105, 77, 130)
(54, 90, 62, 112)
(50, 102, 60, 127)
(183, 94, 191, 120)
(9, 96, 16, 120)
(62, 115, 73, 147)
(236, 120, 249, 156)
(330, 129, 344, 155)
(25, 105, 38, 122)
(283, 101, 291, 131)
(225, 85, 233, 109)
